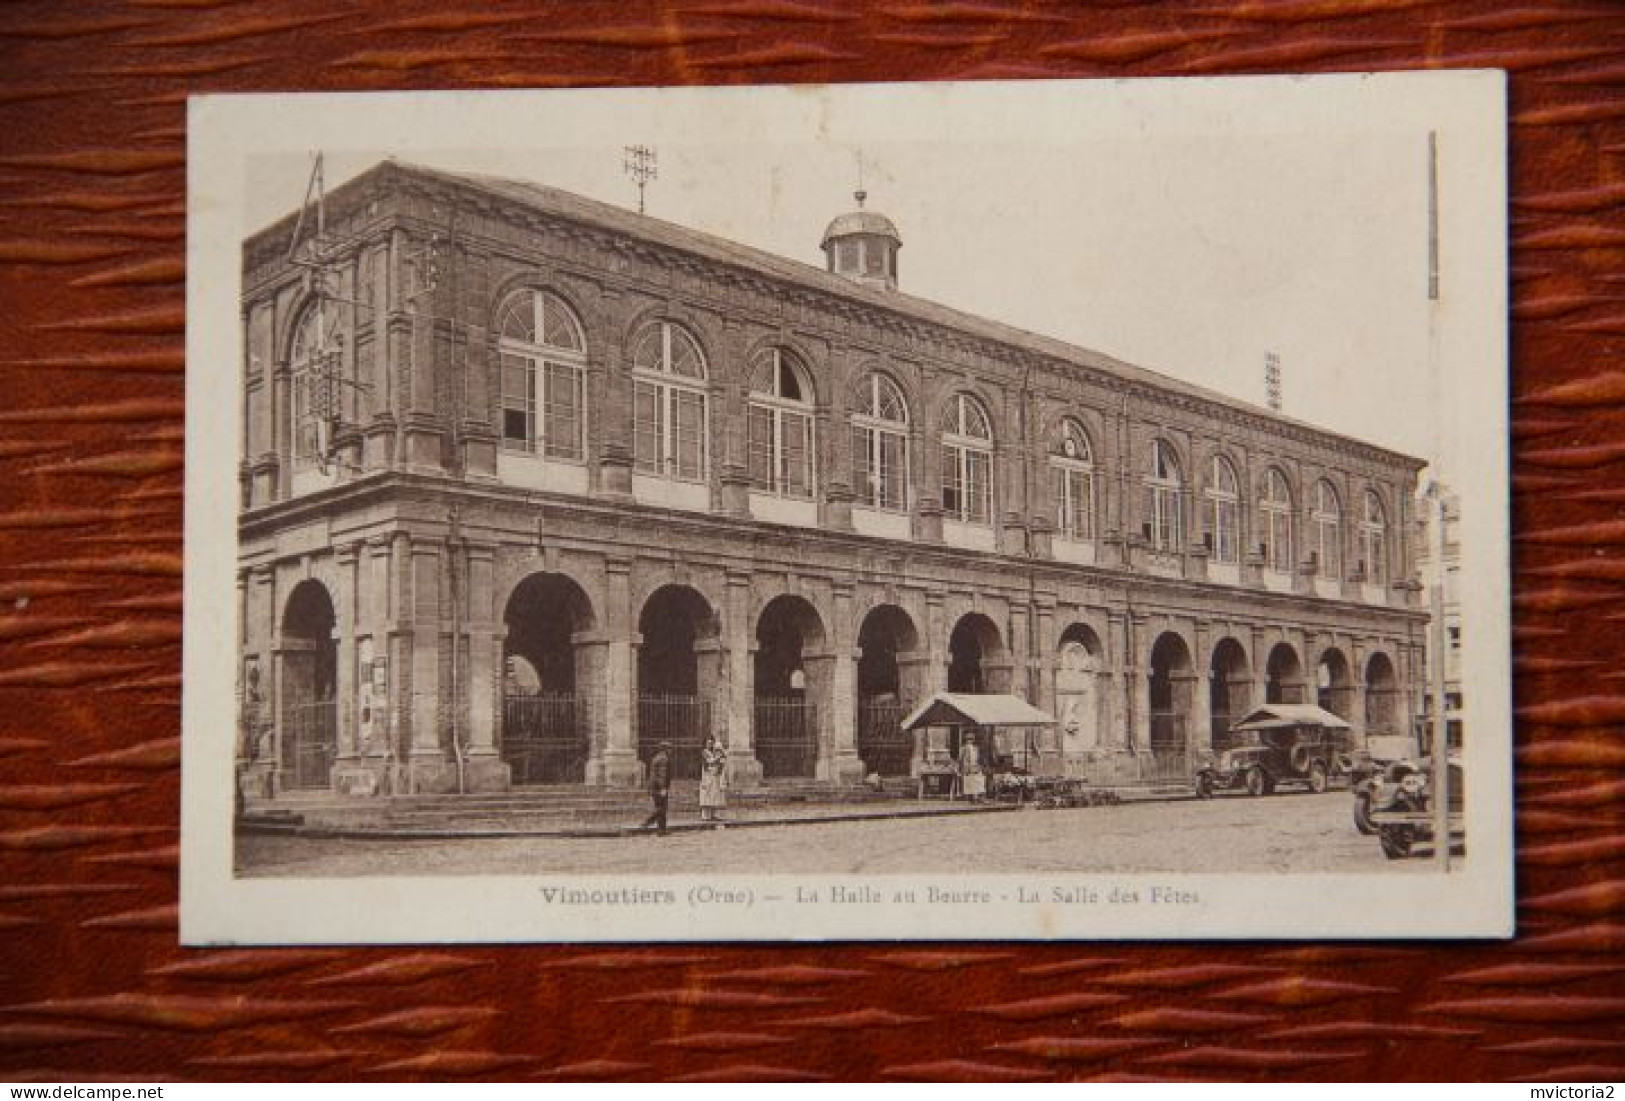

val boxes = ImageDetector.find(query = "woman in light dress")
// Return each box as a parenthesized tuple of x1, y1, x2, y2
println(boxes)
(699, 734, 729, 824)
(958, 732, 986, 802)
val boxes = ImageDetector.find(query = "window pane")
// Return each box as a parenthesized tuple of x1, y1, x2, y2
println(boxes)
(543, 363, 581, 460)
(966, 449, 990, 524)
(853, 425, 874, 506)
(633, 381, 661, 473)
(669, 329, 704, 379)
(1073, 470, 1093, 539)
(747, 404, 774, 491)
(942, 444, 963, 517)
(673, 389, 705, 480)
(501, 354, 533, 452)
(782, 410, 811, 498)
(879, 430, 906, 511)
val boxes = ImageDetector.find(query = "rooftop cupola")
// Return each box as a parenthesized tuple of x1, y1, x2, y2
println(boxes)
(821, 188, 901, 291)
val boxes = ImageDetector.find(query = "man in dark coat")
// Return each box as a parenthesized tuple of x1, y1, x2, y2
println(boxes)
(642, 741, 673, 835)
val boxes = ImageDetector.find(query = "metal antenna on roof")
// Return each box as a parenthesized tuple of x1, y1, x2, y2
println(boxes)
(1265, 351, 1282, 412)
(623, 145, 658, 214)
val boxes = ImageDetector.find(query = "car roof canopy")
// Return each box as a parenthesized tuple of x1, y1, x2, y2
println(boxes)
(1230, 703, 1352, 731)
(901, 693, 1055, 731)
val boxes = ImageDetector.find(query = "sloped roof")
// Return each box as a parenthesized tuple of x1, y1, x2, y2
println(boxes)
(1230, 703, 1352, 731)
(902, 692, 1055, 730)
(258, 160, 1418, 470)
(821, 209, 901, 248)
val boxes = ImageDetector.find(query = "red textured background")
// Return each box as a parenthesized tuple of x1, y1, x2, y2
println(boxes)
(2, 0, 1622, 1083)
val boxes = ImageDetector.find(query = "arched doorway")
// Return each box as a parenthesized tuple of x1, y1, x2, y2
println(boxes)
(280, 580, 337, 790)
(1209, 638, 1250, 748)
(1365, 652, 1399, 736)
(1149, 632, 1194, 758)
(502, 573, 595, 785)
(1056, 624, 1105, 755)
(856, 604, 919, 777)
(754, 595, 826, 780)
(1317, 648, 1354, 720)
(948, 613, 1003, 694)
(637, 584, 717, 779)
(1266, 643, 1305, 705)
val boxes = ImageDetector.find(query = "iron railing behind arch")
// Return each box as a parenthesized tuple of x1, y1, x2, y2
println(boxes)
(636, 693, 711, 780)
(754, 697, 818, 780)
(1149, 711, 1186, 759)
(857, 700, 911, 777)
(281, 700, 336, 790)
(502, 692, 589, 785)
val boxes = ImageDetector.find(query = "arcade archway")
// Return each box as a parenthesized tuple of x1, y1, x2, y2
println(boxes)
(1365, 651, 1399, 736)
(502, 572, 595, 785)
(280, 579, 337, 790)
(1149, 632, 1194, 758)
(1266, 642, 1305, 705)
(637, 584, 718, 779)
(856, 604, 920, 777)
(948, 612, 1004, 694)
(754, 594, 826, 780)
(1317, 648, 1354, 720)
(1209, 638, 1250, 748)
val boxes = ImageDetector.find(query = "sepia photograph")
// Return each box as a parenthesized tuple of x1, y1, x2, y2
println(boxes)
(182, 73, 1510, 942)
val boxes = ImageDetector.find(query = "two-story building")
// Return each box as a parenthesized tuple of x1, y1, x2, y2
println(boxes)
(236, 159, 1427, 798)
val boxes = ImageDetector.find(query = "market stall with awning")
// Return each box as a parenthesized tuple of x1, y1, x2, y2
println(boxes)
(902, 693, 1055, 798)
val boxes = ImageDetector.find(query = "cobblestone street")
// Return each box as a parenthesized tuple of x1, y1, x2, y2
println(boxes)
(238, 789, 1439, 877)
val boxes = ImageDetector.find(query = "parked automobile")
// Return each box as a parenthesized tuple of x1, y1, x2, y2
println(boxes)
(1194, 704, 1352, 798)
(1349, 734, 1422, 835)
(1370, 756, 1464, 860)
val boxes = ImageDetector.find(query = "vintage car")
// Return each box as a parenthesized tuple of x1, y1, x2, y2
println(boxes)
(1370, 756, 1465, 860)
(1194, 704, 1352, 798)
(1349, 734, 1423, 834)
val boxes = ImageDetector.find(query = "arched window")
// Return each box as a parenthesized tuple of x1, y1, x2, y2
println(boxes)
(1261, 468, 1294, 573)
(1050, 418, 1095, 542)
(1205, 455, 1240, 564)
(497, 290, 586, 460)
(1312, 479, 1342, 578)
(1144, 439, 1183, 553)
(288, 306, 346, 476)
(1361, 489, 1388, 584)
(851, 373, 909, 512)
(747, 348, 815, 499)
(631, 321, 708, 482)
(941, 393, 994, 525)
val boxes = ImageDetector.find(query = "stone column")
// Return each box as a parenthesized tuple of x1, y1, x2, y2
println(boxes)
(600, 558, 640, 786)
(405, 537, 454, 792)
(723, 569, 760, 787)
(1106, 610, 1129, 752)
(1129, 615, 1151, 753)
(827, 581, 862, 784)
(333, 542, 360, 760)
(461, 544, 509, 791)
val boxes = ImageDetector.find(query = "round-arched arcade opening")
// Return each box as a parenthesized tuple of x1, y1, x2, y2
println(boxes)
(1148, 631, 1194, 758)
(1209, 638, 1250, 748)
(1317, 648, 1354, 720)
(280, 579, 337, 790)
(1365, 651, 1399, 736)
(1266, 642, 1305, 705)
(856, 604, 920, 777)
(502, 572, 596, 785)
(754, 594, 826, 780)
(948, 613, 1004, 694)
(637, 584, 717, 779)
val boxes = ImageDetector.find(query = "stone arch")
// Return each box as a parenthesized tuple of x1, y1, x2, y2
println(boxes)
(753, 593, 827, 780)
(278, 578, 337, 790)
(1209, 636, 1252, 748)
(948, 611, 1005, 694)
(1148, 630, 1195, 757)
(500, 571, 599, 785)
(856, 603, 923, 777)
(622, 304, 719, 380)
(1364, 649, 1400, 736)
(934, 380, 1009, 448)
(487, 277, 593, 347)
(1266, 641, 1306, 705)
(1316, 645, 1355, 720)
(635, 583, 721, 777)
(845, 362, 918, 425)
(741, 332, 826, 407)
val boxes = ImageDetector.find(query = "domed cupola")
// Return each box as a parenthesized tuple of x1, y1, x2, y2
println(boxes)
(821, 189, 901, 291)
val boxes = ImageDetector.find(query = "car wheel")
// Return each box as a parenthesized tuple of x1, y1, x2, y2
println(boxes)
(1381, 826, 1414, 860)
(1245, 766, 1267, 797)
(1353, 793, 1376, 835)
(1195, 773, 1214, 800)
(1308, 760, 1329, 794)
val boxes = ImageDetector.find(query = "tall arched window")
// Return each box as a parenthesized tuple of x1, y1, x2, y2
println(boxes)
(497, 289, 586, 460)
(288, 308, 327, 471)
(1312, 479, 1342, 578)
(1050, 418, 1095, 542)
(1144, 439, 1183, 553)
(747, 348, 815, 499)
(851, 373, 909, 512)
(1261, 468, 1294, 573)
(631, 321, 708, 482)
(1361, 489, 1388, 584)
(941, 393, 994, 525)
(1205, 455, 1240, 564)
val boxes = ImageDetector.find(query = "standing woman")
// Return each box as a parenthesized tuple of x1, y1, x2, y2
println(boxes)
(699, 734, 729, 825)
(958, 731, 985, 803)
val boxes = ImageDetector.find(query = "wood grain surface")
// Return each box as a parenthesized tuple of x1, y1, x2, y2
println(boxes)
(1, 0, 1622, 1083)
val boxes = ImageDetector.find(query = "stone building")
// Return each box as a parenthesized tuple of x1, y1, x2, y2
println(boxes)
(236, 160, 1428, 798)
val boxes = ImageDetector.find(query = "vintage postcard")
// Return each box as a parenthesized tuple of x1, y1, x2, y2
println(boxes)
(182, 73, 1510, 942)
